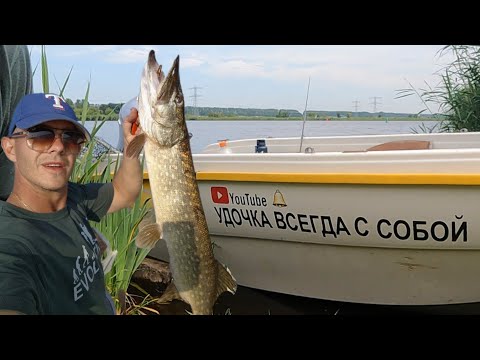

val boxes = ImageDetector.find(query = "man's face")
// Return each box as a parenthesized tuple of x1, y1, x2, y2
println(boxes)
(3, 120, 82, 193)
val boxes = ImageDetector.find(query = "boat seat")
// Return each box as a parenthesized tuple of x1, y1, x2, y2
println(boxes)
(366, 140, 431, 151)
(343, 140, 431, 153)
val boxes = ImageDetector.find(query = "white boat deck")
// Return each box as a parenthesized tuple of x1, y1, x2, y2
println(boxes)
(201, 132, 480, 154)
(193, 132, 480, 174)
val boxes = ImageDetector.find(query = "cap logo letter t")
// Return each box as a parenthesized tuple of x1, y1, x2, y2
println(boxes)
(45, 94, 65, 110)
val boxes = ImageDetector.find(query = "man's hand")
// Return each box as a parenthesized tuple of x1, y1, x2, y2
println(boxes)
(122, 108, 143, 153)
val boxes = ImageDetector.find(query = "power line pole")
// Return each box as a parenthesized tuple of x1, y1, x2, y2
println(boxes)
(369, 97, 382, 114)
(352, 100, 360, 116)
(189, 86, 203, 116)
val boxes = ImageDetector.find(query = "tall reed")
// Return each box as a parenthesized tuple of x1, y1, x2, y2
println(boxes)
(396, 45, 480, 133)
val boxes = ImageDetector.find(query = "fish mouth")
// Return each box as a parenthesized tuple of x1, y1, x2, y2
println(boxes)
(157, 55, 181, 103)
(140, 50, 186, 144)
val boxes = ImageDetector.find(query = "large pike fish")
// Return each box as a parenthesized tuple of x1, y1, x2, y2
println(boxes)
(127, 50, 237, 315)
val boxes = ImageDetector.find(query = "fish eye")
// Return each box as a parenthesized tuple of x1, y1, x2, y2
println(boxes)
(175, 93, 184, 105)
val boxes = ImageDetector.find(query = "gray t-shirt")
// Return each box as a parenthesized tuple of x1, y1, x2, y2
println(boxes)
(0, 182, 115, 315)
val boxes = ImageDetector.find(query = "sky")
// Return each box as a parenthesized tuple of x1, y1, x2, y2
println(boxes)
(28, 45, 454, 115)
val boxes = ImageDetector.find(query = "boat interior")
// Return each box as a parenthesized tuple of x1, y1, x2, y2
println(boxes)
(200, 132, 480, 155)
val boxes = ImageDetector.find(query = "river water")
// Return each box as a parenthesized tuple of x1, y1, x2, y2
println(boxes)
(84, 119, 441, 154)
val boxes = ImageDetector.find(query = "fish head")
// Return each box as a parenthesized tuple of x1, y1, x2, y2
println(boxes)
(138, 50, 186, 147)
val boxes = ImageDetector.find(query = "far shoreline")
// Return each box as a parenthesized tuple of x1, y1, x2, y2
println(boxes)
(88, 116, 442, 122)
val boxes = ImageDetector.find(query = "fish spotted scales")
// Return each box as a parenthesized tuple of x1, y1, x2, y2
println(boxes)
(127, 50, 237, 315)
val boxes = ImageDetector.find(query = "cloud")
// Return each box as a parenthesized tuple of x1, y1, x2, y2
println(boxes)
(181, 57, 205, 68)
(199, 45, 451, 91)
(30, 45, 119, 57)
(103, 47, 153, 64)
(212, 59, 266, 77)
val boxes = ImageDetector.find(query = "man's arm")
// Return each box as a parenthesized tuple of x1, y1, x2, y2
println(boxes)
(108, 108, 146, 214)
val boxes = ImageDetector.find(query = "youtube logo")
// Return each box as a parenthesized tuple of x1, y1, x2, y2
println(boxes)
(211, 187, 229, 204)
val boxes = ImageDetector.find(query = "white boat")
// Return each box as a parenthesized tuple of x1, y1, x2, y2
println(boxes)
(117, 131, 480, 306)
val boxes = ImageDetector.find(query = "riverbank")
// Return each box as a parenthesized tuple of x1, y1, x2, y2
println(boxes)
(129, 257, 480, 315)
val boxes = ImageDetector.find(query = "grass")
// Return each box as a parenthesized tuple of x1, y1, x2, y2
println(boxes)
(409, 121, 442, 134)
(75, 149, 152, 314)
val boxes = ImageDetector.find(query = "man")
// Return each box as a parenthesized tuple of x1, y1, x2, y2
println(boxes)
(0, 93, 145, 315)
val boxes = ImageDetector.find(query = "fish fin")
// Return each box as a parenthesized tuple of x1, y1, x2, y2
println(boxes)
(157, 281, 182, 304)
(135, 223, 162, 249)
(136, 209, 162, 249)
(216, 261, 237, 298)
(139, 208, 156, 229)
(125, 132, 147, 158)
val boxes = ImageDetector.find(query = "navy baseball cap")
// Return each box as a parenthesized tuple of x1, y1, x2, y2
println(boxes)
(8, 93, 91, 140)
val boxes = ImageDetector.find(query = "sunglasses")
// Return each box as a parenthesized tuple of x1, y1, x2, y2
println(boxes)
(9, 126, 87, 155)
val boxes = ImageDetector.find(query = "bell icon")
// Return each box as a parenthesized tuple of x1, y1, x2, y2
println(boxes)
(273, 190, 287, 207)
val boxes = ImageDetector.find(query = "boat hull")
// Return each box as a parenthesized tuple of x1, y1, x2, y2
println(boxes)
(150, 235, 480, 305)
(148, 179, 480, 305)
(121, 132, 480, 305)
